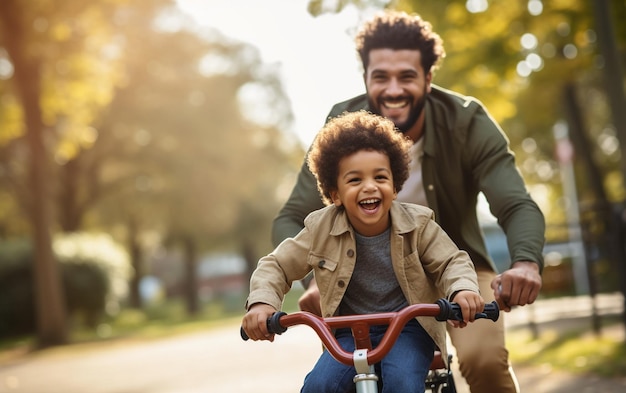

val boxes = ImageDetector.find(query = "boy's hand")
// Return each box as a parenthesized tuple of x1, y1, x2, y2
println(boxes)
(242, 303, 277, 341)
(448, 290, 484, 328)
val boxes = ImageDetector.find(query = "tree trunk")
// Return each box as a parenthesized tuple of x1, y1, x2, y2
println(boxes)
(0, 0, 67, 347)
(128, 216, 143, 309)
(183, 236, 199, 316)
(58, 158, 82, 232)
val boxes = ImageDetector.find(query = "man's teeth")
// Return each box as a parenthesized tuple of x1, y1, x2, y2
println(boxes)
(383, 101, 407, 109)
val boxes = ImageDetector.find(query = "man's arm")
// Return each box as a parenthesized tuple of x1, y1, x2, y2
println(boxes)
(466, 105, 545, 310)
(271, 158, 325, 248)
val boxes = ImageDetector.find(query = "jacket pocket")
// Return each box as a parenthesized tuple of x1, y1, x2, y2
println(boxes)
(309, 254, 338, 272)
(308, 254, 338, 292)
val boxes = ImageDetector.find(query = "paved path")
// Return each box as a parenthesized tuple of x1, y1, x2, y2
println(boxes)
(1, 293, 625, 393)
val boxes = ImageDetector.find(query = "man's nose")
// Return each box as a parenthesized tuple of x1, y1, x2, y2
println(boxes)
(385, 78, 403, 95)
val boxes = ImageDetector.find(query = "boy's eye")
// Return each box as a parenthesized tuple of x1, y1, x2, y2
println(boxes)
(348, 177, 361, 183)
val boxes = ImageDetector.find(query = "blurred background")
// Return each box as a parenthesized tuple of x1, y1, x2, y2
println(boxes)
(0, 0, 625, 382)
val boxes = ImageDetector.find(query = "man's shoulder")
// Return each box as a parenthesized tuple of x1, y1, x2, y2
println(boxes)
(427, 85, 496, 136)
(327, 94, 369, 119)
(429, 84, 484, 110)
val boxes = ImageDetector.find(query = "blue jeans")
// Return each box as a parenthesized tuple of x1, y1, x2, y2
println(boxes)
(300, 319, 434, 393)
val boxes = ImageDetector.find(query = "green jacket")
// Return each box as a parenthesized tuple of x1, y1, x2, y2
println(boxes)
(272, 85, 545, 272)
(249, 201, 480, 361)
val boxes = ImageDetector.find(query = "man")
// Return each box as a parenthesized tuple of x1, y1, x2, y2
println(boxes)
(272, 10, 545, 393)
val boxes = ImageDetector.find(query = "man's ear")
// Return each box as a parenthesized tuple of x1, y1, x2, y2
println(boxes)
(426, 71, 433, 93)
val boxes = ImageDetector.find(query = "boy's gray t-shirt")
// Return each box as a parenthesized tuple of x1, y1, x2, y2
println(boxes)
(339, 227, 409, 315)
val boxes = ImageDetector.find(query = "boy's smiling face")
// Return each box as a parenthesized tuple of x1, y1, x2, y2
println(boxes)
(330, 149, 397, 237)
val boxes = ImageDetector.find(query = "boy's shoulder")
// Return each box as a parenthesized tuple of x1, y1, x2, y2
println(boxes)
(303, 204, 340, 226)
(395, 201, 434, 216)
(391, 202, 436, 231)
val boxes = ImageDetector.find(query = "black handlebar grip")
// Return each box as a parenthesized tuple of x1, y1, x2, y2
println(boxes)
(435, 299, 499, 322)
(240, 326, 250, 341)
(240, 311, 289, 341)
(267, 311, 288, 335)
(481, 301, 500, 321)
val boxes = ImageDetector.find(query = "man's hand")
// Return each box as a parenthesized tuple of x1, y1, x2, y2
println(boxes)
(491, 261, 542, 312)
(298, 279, 322, 316)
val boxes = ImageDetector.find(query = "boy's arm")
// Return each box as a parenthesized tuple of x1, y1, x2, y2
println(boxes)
(242, 303, 277, 341)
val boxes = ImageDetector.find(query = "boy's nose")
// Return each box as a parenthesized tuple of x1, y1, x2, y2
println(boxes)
(363, 180, 378, 191)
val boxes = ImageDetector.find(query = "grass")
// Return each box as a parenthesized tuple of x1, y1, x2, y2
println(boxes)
(506, 316, 626, 378)
(0, 287, 306, 363)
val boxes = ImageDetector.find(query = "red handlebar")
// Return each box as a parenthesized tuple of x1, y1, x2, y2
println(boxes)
(242, 299, 499, 367)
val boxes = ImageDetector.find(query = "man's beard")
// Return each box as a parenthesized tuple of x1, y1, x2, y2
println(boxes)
(369, 93, 427, 134)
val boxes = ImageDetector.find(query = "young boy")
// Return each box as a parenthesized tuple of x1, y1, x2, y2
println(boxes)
(242, 111, 483, 393)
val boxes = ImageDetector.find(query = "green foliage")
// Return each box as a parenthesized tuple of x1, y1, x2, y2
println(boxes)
(0, 240, 35, 338)
(0, 233, 131, 338)
(53, 232, 132, 304)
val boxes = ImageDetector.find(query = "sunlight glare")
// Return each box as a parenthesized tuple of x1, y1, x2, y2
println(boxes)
(175, 0, 367, 147)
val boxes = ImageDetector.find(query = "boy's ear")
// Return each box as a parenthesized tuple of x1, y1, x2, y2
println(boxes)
(330, 190, 342, 207)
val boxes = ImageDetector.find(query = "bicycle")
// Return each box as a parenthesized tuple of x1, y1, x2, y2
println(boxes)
(241, 298, 499, 393)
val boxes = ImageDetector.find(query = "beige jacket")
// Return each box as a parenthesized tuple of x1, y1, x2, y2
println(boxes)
(246, 201, 479, 360)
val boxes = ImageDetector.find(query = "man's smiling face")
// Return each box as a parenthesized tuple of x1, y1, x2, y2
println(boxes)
(365, 48, 431, 138)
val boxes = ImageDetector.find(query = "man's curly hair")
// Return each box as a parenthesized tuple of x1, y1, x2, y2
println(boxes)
(355, 10, 446, 74)
(307, 111, 412, 206)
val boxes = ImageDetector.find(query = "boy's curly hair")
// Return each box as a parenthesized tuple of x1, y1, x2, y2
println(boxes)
(355, 10, 446, 74)
(307, 111, 412, 206)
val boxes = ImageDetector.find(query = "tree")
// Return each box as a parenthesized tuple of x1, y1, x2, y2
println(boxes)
(0, 1, 303, 317)
(0, 0, 70, 347)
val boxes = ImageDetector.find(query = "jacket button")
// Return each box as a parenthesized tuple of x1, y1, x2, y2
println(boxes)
(427, 184, 434, 191)
(347, 249, 354, 257)
(318, 260, 325, 268)
(338, 280, 345, 288)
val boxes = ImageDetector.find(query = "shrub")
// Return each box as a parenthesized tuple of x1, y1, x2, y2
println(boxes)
(0, 233, 132, 338)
